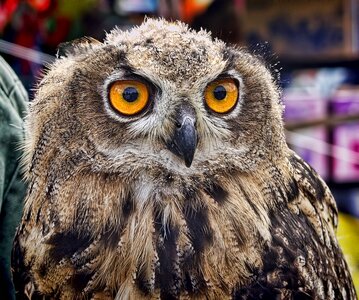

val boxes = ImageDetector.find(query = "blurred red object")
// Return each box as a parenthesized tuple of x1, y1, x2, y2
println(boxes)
(0, 0, 19, 32)
(27, 0, 51, 12)
(182, 0, 212, 22)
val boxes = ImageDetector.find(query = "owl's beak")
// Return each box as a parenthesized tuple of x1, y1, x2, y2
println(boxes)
(167, 116, 197, 168)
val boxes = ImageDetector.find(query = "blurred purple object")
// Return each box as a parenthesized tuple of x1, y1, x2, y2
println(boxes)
(284, 92, 329, 179)
(332, 89, 359, 182)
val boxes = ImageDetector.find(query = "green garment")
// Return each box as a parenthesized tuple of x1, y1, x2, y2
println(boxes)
(0, 56, 27, 299)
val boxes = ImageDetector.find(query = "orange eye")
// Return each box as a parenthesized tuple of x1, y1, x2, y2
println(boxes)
(204, 79, 239, 114)
(109, 80, 149, 116)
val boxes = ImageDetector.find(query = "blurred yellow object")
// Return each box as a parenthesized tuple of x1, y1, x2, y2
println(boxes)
(337, 212, 359, 292)
(57, 0, 97, 19)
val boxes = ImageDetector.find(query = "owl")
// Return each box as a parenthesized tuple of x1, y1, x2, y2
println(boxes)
(12, 19, 356, 299)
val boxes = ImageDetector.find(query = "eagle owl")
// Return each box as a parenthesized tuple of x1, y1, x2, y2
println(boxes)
(12, 19, 356, 299)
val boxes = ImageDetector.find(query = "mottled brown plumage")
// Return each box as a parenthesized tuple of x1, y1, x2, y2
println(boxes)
(12, 19, 356, 299)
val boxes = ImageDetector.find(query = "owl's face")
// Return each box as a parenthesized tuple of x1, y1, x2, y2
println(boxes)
(35, 19, 285, 181)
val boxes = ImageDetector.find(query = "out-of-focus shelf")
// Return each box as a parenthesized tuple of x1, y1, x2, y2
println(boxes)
(280, 54, 359, 70)
(328, 181, 359, 189)
(285, 113, 359, 130)
(282, 53, 359, 186)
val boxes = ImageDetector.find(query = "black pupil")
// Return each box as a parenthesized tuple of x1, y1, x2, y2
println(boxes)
(213, 85, 226, 100)
(123, 87, 139, 102)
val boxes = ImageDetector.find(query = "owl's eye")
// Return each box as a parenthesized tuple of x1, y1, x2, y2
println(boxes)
(109, 80, 149, 116)
(204, 79, 239, 114)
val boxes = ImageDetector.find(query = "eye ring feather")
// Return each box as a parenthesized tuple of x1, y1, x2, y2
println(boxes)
(204, 78, 239, 114)
(109, 80, 150, 116)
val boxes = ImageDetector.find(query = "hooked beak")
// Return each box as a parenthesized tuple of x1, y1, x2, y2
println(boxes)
(167, 116, 197, 168)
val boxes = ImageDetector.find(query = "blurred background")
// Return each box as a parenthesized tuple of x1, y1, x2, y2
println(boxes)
(0, 0, 358, 290)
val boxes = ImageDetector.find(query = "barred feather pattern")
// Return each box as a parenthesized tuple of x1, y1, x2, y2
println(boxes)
(13, 133, 356, 299)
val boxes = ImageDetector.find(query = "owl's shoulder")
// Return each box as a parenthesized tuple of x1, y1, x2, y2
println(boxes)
(248, 151, 356, 299)
(287, 152, 338, 233)
(233, 151, 356, 299)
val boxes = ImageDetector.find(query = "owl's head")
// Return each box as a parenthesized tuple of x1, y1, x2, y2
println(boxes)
(28, 18, 287, 180)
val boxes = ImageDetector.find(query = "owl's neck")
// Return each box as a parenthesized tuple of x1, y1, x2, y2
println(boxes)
(24, 151, 295, 299)
(48, 168, 275, 298)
